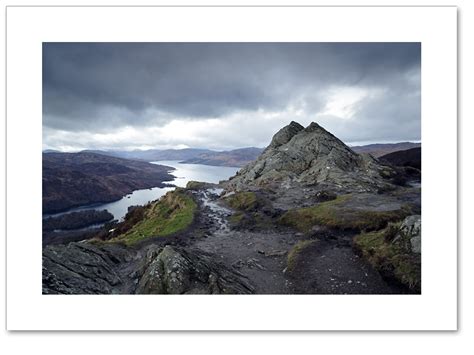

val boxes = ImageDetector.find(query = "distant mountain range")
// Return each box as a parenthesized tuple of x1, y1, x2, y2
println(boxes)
(83, 148, 212, 162)
(379, 147, 421, 170)
(180, 147, 264, 167)
(350, 142, 421, 157)
(75, 147, 264, 167)
(43, 142, 420, 168)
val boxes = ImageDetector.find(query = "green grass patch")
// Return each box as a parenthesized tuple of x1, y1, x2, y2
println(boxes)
(287, 239, 318, 272)
(229, 211, 245, 225)
(224, 192, 259, 211)
(185, 181, 209, 190)
(279, 195, 411, 233)
(353, 225, 420, 292)
(112, 190, 197, 246)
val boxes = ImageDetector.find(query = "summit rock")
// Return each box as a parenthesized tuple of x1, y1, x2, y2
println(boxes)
(226, 121, 395, 193)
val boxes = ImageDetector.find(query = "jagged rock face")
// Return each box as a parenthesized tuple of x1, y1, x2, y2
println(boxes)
(266, 121, 304, 149)
(398, 215, 421, 254)
(136, 246, 254, 294)
(42, 242, 254, 294)
(226, 121, 392, 193)
(42, 242, 130, 294)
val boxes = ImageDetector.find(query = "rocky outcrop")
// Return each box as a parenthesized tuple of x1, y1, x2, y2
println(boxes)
(136, 246, 254, 294)
(267, 121, 304, 149)
(43, 241, 254, 294)
(398, 215, 421, 254)
(226, 121, 395, 193)
(42, 242, 131, 294)
(353, 215, 421, 293)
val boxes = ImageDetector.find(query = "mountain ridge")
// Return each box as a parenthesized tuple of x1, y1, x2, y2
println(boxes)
(351, 142, 421, 157)
(76, 147, 263, 167)
(226, 121, 396, 194)
(43, 152, 174, 214)
(43, 121, 421, 295)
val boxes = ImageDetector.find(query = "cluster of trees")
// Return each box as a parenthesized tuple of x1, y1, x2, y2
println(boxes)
(43, 209, 114, 231)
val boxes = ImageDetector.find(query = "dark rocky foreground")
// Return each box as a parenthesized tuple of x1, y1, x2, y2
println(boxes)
(43, 242, 254, 295)
(43, 121, 422, 295)
(43, 185, 420, 294)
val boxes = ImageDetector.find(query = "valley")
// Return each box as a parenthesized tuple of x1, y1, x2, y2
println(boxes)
(42, 152, 175, 214)
(80, 147, 264, 168)
(42, 121, 421, 295)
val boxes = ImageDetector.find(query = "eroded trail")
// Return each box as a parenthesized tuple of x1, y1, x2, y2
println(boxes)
(191, 188, 293, 294)
(189, 188, 406, 294)
(286, 234, 405, 294)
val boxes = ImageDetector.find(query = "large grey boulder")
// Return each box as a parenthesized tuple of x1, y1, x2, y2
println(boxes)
(42, 242, 130, 294)
(136, 246, 254, 294)
(226, 121, 394, 193)
(399, 215, 421, 254)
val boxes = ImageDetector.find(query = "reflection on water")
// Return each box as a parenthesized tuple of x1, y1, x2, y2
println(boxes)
(44, 161, 239, 222)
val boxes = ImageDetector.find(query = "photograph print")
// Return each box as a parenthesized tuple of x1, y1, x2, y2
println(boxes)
(42, 42, 421, 295)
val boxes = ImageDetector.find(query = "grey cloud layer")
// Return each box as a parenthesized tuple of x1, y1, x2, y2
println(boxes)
(43, 42, 420, 149)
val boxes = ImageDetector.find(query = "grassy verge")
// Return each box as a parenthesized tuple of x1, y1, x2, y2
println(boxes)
(223, 192, 259, 211)
(279, 195, 411, 233)
(353, 224, 421, 292)
(287, 240, 318, 273)
(111, 190, 197, 246)
(224, 192, 275, 230)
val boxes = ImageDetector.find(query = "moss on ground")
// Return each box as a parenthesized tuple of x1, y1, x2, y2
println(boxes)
(279, 195, 411, 233)
(353, 224, 420, 292)
(229, 211, 245, 225)
(287, 239, 318, 272)
(111, 190, 197, 246)
(224, 192, 259, 211)
(185, 181, 210, 190)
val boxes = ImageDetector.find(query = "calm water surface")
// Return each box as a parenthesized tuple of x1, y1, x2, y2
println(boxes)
(44, 161, 239, 221)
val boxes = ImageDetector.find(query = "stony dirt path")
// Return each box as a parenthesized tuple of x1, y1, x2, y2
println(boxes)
(287, 235, 406, 294)
(192, 188, 293, 294)
(189, 188, 407, 294)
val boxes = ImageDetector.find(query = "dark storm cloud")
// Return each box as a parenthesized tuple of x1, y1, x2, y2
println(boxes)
(42, 42, 420, 149)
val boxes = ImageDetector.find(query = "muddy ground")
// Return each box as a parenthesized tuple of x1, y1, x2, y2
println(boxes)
(176, 187, 413, 294)
(43, 184, 419, 294)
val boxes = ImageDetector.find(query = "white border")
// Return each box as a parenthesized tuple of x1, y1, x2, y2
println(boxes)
(6, 6, 457, 331)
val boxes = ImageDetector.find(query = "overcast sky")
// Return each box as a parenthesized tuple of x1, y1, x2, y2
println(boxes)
(43, 42, 421, 151)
